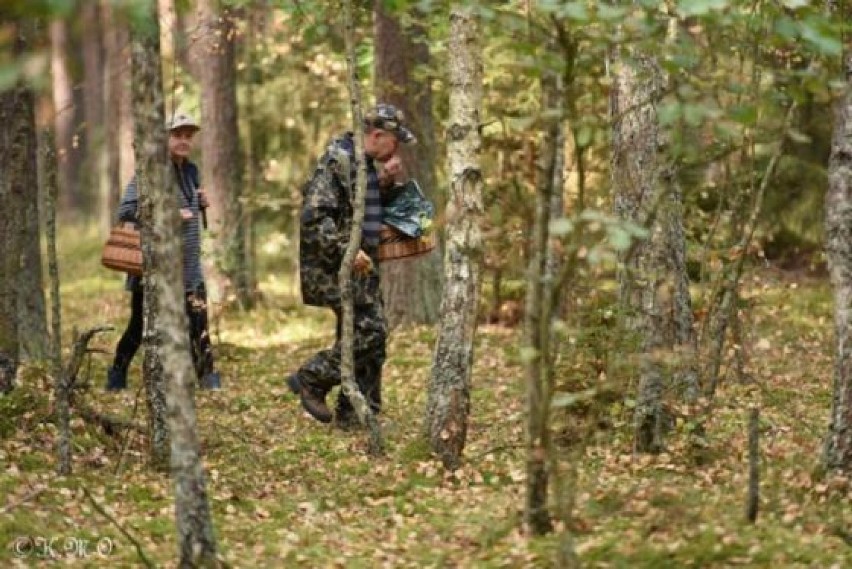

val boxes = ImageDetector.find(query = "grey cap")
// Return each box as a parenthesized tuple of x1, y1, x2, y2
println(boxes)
(166, 111, 200, 132)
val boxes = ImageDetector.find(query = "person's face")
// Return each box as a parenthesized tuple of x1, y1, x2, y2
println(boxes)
(364, 128, 399, 161)
(168, 127, 197, 161)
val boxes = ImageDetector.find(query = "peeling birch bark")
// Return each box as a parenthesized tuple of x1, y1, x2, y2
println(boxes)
(824, 51, 852, 473)
(131, 4, 218, 564)
(425, 4, 483, 470)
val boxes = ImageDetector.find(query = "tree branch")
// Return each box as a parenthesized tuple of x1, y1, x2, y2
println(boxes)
(81, 486, 156, 569)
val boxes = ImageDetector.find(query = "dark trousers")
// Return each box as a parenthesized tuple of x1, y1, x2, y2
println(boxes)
(298, 302, 386, 415)
(112, 284, 215, 380)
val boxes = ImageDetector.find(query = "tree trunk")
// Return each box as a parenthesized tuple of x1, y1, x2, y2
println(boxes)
(342, 0, 384, 455)
(524, 61, 563, 536)
(101, 0, 133, 232)
(425, 4, 483, 470)
(243, 6, 261, 304)
(130, 7, 171, 471)
(119, 28, 135, 199)
(102, 0, 120, 231)
(195, 0, 252, 308)
(131, 4, 219, 564)
(824, 50, 852, 473)
(746, 407, 759, 522)
(159, 0, 176, 76)
(50, 19, 78, 212)
(666, 175, 699, 402)
(610, 54, 671, 454)
(43, 132, 68, 474)
(11, 58, 49, 362)
(0, 91, 20, 394)
(374, 0, 442, 327)
(81, 1, 104, 216)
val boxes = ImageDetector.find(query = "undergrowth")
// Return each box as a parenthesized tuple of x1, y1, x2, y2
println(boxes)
(0, 225, 849, 568)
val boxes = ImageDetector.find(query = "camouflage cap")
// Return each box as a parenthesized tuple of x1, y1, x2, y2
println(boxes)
(166, 111, 200, 132)
(365, 103, 415, 144)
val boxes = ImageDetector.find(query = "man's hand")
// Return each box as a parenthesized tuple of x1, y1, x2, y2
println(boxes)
(180, 208, 194, 221)
(379, 155, 407, 187)
(353, 249, 373, 275)
(197, 188, 209, 209)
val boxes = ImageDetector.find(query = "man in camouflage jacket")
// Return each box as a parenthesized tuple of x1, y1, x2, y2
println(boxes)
(287, 104, 415, 425)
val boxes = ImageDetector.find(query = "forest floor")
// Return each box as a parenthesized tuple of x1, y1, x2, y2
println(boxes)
(1, 223, 851, 568)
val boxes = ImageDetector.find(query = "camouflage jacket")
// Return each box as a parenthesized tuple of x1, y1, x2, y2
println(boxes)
(299, 135, 381, 308)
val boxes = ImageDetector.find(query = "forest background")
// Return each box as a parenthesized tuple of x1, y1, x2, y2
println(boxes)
(2, 0, 852, 567)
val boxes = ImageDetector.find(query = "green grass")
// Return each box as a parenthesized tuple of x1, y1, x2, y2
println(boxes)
(0, 224, 850, 567)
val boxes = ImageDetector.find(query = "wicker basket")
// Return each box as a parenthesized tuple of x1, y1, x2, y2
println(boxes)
(101, 223, 142, 276)
(377, 224, 435, 262)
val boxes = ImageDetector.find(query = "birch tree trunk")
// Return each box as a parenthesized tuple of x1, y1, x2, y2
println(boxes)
(131, 6, 170, 471)
(342, 0, 383, 454)
(196, 0, 252, 308)
(824, 50, 852, 472)
(425, 3, 483, 469)
(132, 3, 219, 564)
(374, 0, 442, 327)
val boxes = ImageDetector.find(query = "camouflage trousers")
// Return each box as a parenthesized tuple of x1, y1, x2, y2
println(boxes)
(297, 300, 387, 414)
(112, 283, 215, 380)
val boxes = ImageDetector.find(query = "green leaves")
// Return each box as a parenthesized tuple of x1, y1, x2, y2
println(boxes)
(676, 0, 729, 17)
(559, 2, 592, 22)
(549, 218, 574, 237)
(574, 125, 594, 150)
(551, 388, 598, 409)
(0, 64, 21, 93)
(607, 226, 633, 253)
(797, 18, 842, 56)
(547, 211, 648, 269)
(519, 347, 539, 364)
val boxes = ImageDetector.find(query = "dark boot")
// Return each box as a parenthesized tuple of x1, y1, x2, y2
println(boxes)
(199, 371, 221, 390)
(286, 374, 301, 395)
(105, 366, 127, 391)
(287, 374, 332, 424)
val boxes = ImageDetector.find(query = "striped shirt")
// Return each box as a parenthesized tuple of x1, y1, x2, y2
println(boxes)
(335, 134, 382, 254)
(117, 160, 204, 292)
(363, 156, 382, 251)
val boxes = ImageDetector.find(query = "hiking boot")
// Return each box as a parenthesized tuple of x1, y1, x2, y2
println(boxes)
(199, 371, 222, 390)
(105, 366, 127, 391)
(301, 389, 333, 424)
(287, 374, 332, 424)
(286, 373, 301, 395)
